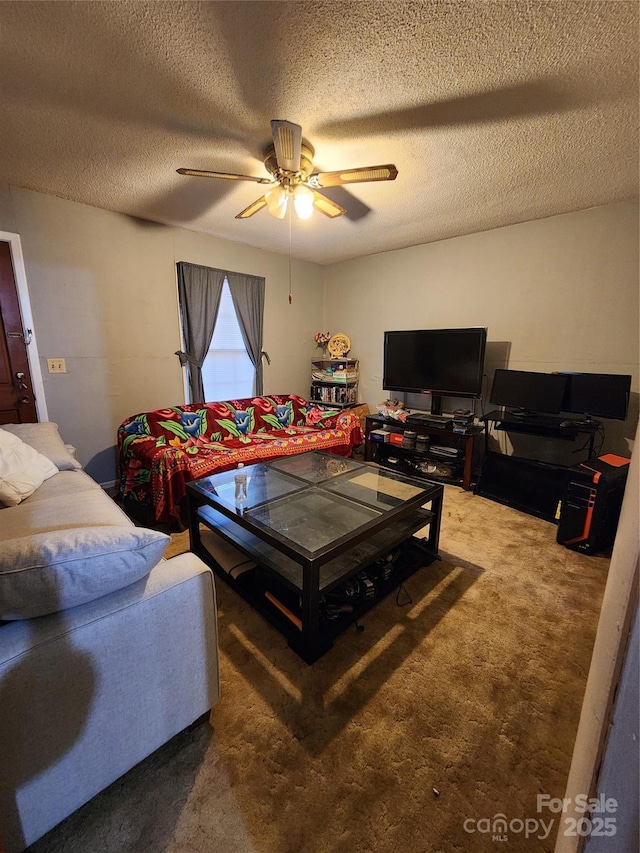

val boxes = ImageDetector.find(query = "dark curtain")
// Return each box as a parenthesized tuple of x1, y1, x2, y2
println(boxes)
(175, 262, 225, 403)
(226, 272, 267, 396)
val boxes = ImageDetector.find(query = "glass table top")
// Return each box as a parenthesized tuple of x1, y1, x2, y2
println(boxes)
(188, 465, 307, 511)
(321, 467, 427, 512)
(190, 452, 438, 561)
(269, 452, 364, 483)
(245, 488, 381, 553)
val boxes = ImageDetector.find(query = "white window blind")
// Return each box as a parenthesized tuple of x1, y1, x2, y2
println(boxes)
(201, 279, 254, 401)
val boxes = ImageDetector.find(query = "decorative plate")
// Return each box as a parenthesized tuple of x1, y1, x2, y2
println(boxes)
(328, 332, 351, 357)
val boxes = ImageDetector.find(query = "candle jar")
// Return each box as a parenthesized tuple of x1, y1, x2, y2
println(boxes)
(402, 430, 417, 450)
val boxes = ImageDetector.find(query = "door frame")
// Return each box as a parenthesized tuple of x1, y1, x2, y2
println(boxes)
(0, 231, 48, 421)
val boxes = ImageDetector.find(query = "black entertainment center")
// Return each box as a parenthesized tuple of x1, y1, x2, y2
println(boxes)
(476, 368, 632, 526)
(364, 414, 482, 491)
(475, 410, 603, 521)
(370, 327, 487, 488)
(378, 331, 631, 544)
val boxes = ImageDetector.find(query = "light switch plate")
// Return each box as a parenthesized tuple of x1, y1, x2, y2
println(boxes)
(47, 358, 67, 373)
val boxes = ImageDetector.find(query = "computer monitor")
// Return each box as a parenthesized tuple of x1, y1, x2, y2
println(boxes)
(490, 369, 567, 415)
(560, 372, 631, 420)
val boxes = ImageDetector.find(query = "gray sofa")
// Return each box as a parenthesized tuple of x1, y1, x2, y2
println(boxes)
(0, 423, 220, 853)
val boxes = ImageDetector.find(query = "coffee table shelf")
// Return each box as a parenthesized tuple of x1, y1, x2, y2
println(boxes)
(187, 452, 443, 663)
(233, 535, 436, 649)
(198, 503, 435, 593)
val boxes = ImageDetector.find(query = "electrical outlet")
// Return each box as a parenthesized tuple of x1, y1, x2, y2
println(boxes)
(47, 358, 67, 374)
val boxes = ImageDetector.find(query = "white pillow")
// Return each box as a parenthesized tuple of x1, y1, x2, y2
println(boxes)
(0, 525, 169, 619)
(1, 422, 82, 470)
(0, 428, 58, 506)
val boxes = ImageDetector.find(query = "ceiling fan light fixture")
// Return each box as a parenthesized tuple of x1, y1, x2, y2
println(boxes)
(293, 185, 314, 219)
(177, 119, 398, 221)
(266, 185, 289, 219)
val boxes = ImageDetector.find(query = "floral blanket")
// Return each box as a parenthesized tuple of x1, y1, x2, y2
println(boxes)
(117, 394, 361, 526)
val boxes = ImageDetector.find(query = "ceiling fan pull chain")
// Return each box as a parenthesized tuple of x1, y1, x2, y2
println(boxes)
(288, 203, 293, 304)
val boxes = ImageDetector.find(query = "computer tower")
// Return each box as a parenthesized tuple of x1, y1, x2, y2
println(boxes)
(557, 454, 630, 554)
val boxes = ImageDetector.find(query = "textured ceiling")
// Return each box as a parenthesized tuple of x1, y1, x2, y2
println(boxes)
(0, 1, 638, 265)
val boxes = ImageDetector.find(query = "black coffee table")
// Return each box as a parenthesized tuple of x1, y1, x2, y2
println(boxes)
(186, 451, 443, 662)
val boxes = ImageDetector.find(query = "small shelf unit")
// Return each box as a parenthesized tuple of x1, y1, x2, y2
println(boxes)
(310, 357, 359, 408)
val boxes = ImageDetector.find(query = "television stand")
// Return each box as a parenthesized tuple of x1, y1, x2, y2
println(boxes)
(481, 410, 601, 448)
(364, 415, 482, 490)
(475, 410, 602, 521)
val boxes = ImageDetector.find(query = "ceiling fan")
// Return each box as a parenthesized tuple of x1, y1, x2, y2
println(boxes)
(177, 119, 398, 221)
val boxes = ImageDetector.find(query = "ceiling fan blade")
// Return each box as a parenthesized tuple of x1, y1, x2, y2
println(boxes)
(270, 120, 302, 172)
(312, 191, 346, 218)
(235, 196, 268, 219)
(310, 165, 398, 188)
(177, 167, 272, 185)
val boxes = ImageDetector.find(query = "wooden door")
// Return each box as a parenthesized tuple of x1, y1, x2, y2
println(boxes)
(0, 240, 38, 423)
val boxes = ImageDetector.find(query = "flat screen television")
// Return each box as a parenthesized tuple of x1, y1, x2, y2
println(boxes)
(490, 369, 567, 415)
(382, 327, 487, 414)
(560, 372, 631, 420)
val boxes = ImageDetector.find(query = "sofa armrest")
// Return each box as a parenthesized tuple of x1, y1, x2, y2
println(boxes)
(0, 554, 219, 851)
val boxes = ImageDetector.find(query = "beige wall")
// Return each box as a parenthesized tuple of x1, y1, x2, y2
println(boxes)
(324, 201, 639, 456)
(2, 188, 638, 482)
(2, 187, 324, 483)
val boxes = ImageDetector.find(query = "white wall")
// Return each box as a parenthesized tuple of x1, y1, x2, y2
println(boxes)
(2, 187, 324, 484)
(556, 427, 639, 853)
(324, 202, 639, 456)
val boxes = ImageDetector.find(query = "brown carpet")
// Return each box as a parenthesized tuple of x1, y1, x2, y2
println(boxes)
(29, 487, 609, 853)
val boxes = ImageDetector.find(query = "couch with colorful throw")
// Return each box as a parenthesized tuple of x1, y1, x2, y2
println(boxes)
(118, 394, 362, 527)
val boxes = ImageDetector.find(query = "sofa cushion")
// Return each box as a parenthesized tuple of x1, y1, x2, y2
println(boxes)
(0, 486, 134, 542)
(0, 429, 58, 506)
(1, 422, 82, 471)
(0, 525, 169, 619)
(19, 470, 102, 504)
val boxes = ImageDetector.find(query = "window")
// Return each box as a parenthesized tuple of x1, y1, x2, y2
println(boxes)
(200, 279, 254, 401)
(176, 261, 266, 404)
